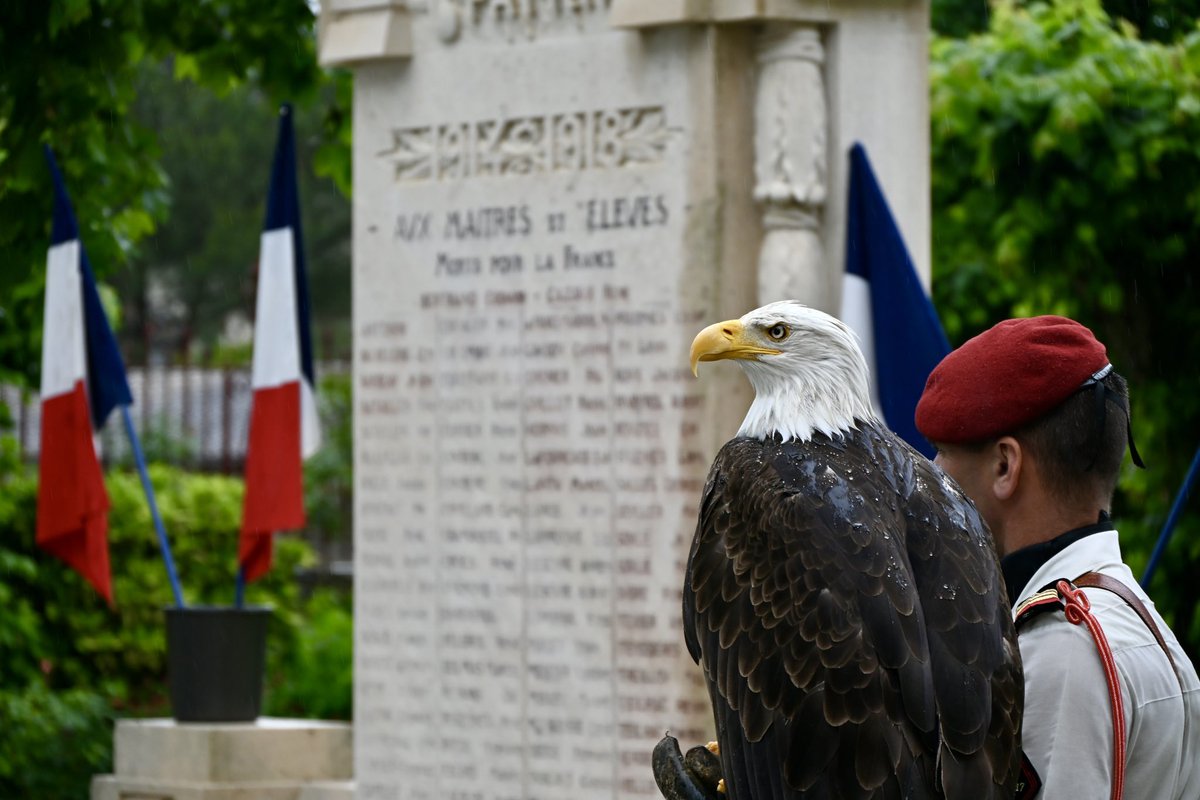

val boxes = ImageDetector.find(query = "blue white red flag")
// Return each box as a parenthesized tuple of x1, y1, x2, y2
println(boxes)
(840, 143, 950, 458)
(240, 105, 320, 583)
(38, 147, 133, 603)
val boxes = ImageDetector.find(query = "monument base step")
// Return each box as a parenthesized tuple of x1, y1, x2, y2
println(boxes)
(298, 781, 356, 800)
(92, 775, 309, 800)
(114, 717, 352, 783)
(91, 717, 352, 800)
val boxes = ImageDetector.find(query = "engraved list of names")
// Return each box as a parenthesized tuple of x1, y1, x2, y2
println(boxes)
(355, 92, 716, 799)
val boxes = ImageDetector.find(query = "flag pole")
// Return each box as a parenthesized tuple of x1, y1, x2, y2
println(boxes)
(235, 567, 246, 609)
(1141, 443, 1200, 588)
(121, 405, 185, 607)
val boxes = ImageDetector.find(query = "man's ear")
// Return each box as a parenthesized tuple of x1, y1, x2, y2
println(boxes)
(992, 436, 1023, 501)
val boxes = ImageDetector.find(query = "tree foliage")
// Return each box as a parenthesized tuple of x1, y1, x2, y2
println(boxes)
(933, 0, 995, 39)
(1100, 0, 1200, 41)
(0, 0, 337, 386)
(117, 63, 350, 365)
(931, 0, 1200, 654)
(932, 0, 1200, 40)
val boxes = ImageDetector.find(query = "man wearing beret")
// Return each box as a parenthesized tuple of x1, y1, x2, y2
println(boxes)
(915, 315, 1200, 800)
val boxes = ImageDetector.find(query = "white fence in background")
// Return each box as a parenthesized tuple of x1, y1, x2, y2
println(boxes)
(2, 363, 346, 473)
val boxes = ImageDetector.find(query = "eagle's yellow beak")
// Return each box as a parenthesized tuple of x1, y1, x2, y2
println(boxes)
(690, 320, 783, 377)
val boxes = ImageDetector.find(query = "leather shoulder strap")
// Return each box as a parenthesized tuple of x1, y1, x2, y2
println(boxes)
(1075, 572, 1178, 674)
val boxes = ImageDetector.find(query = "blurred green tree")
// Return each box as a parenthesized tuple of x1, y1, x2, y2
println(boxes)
(117, 62, 350, 366)
(931, 0, 1200, 654)
(933, 0, 995, 38)
(932, 0, 1200, 40)
(0, 0, 347, 386)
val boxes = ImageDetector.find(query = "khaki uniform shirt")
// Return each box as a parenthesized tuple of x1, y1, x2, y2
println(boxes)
(1012, 529, 1200, 799)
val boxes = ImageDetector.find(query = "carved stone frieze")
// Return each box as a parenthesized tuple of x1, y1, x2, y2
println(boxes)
(437, 0, 613, 40)
(379, 106, 672, 182)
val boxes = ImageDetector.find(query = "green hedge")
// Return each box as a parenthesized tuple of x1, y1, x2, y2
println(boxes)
(0, 461, 312, 706)
(0, 453, 351, 798)
(0, 685, 112, 798)
(265, 589, 353, 720)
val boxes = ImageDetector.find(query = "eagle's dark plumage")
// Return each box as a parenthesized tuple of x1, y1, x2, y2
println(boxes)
(679, 302, 1022, 799)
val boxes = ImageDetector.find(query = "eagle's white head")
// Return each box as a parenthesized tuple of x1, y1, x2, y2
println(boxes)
(690, 300, 877, 442)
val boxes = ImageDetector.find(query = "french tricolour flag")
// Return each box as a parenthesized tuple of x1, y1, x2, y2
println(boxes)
(38, 148, 133, 604)
(240, 105, 320, 583)
(840, 144, 950, 459)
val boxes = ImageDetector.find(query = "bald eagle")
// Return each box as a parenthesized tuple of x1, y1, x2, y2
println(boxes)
(674, 301, 1022, 799)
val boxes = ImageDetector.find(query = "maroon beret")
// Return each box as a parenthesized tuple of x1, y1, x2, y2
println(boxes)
(915, 315, 1110, 444)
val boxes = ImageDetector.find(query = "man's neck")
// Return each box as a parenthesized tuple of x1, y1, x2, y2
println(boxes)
(999, 511, 1115, 602)
(995, 503, 1108, 558)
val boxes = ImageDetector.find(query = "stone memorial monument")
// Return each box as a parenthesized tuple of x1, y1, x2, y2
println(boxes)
(319, 1, 930, 797)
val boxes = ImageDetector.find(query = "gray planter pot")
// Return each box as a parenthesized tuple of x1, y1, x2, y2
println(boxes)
(165, 606, 271, 723)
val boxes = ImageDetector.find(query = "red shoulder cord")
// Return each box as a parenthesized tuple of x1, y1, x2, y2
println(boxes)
(1056, 579, 1126, 800)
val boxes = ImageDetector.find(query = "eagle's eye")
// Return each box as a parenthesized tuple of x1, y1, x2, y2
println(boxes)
(766, 323, 790, 341)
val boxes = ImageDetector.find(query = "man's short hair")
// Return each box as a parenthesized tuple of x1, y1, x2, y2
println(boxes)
(1014, 370, 1129, 506)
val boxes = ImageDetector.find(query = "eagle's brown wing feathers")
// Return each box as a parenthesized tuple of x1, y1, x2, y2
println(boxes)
(682, 424, 1022, 800)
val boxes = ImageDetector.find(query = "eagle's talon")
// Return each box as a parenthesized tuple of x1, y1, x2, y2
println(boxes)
(653, 735, 724, 800)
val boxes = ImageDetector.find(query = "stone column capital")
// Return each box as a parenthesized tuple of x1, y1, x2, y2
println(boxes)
(319, 0, 414, 67)
(757, 24, 823, 65)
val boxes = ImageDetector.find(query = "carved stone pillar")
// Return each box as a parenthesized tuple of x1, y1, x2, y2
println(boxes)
(753, 24, 829, 310)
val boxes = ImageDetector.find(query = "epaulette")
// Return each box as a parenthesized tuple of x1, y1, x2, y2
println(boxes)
(1012, 586, 1064, 629)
